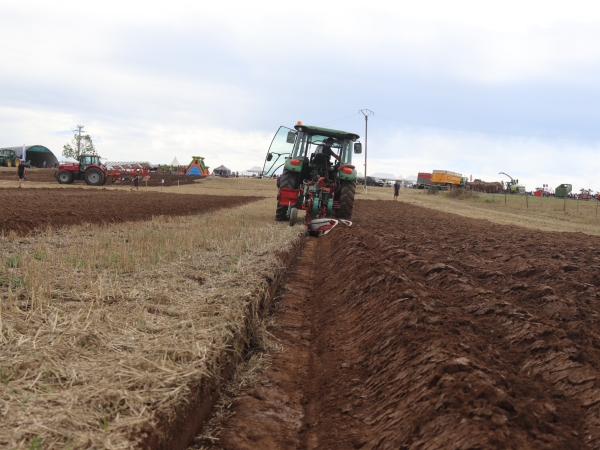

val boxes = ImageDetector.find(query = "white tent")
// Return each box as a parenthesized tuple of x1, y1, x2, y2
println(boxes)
(239, 166, 264, 177)
(57, 156, 78, 163)
(371, 173, 400, 181)
(170, 157, 180, 166)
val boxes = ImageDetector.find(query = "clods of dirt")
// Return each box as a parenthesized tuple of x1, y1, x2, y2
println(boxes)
(205, 199, 600, 449)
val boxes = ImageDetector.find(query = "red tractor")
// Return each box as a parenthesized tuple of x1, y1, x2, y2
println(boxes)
(55, 154, 110, 186)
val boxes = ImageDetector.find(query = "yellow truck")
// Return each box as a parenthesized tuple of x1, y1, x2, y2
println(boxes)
(431, 170, 463, 187)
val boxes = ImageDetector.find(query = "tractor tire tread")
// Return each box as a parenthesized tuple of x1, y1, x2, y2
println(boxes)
(57, 170, 74, 185)
(85, 168, 105, 186)
(336, 179, 356, 220)
(276, 169, 298, 221)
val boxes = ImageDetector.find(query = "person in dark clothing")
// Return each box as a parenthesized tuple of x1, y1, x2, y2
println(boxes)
(315, 137, 339, 163)
(131, 171, 140, 191)
(17, 162, 26, 188)
(393, 180, 401, 200)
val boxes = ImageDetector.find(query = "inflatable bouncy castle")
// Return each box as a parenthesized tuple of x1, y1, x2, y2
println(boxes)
(186, 156, 210, 177)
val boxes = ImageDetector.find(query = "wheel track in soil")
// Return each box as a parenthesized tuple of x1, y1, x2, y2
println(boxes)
(203, 199, 600, 449)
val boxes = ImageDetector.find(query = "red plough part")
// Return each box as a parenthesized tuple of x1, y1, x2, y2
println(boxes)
(277, 175, 353, 237)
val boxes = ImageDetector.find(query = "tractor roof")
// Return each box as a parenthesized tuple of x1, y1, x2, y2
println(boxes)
(294, 125, 360, 141)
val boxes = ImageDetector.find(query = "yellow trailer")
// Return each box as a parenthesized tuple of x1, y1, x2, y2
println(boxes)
(431, 170, 462, 186)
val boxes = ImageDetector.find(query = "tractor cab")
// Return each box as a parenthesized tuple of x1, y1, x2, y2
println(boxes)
(79, 154, 101, 172)
(264, 124, 361, 181)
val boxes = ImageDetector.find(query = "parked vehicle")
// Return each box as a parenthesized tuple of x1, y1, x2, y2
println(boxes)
(0, 149, 20, 167)
(416, 172, 431, 189)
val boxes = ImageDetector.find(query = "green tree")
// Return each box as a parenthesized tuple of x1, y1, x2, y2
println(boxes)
(62, 125, 96, 160)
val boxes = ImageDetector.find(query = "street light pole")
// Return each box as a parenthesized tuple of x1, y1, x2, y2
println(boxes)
(359, 109, 374, 193)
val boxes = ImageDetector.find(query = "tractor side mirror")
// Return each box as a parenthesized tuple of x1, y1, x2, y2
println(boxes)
(266, 153, 273, 161)
(286, 131, 296, 144)
(354, 143, 362, 154)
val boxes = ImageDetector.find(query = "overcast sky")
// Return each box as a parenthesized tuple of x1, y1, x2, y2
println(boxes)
(2, 1, 600, 191)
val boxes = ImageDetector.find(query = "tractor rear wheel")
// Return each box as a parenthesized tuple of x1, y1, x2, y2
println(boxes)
(275, 169, 299, 221)
(85, 168, 105, 186)
(57, 170, 74, 184)
(14, 159, 20, 167)
(6, 159, 12, 167)
(336, 179, 356, 220)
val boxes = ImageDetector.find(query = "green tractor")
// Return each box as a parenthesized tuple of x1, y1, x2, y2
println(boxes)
(264, 123, 362, 234)
(0, 149, 21, 167)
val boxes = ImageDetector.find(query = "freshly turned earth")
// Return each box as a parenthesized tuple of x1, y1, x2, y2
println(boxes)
(205, 199, 600, 449)
(0, 188, 261, 235)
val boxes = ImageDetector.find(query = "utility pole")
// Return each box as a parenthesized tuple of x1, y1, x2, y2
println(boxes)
(75, 125, 84, 159)
(359, 109, 374, 193)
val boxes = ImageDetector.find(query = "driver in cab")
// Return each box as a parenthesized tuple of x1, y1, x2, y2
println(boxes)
(314, 137, 339, 164)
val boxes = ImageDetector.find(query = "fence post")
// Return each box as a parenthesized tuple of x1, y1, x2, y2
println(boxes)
(505, 193, 507, 205)
(564, 194, 566, 212)
(526, 193, 529, 209)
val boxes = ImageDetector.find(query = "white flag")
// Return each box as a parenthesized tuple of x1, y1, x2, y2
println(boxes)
(21, 144, 26, 162)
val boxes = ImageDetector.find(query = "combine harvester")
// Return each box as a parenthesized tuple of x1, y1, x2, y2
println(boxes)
(264, 122, 362, 237)
(499, 172, 526, 194)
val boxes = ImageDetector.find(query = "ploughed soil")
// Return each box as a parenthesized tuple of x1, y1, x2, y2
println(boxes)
(0, 188, 261, 235)
(0, 169, 199, 186)
(205, 199, 600, 449)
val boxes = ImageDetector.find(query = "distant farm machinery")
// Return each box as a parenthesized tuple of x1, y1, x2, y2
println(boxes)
(499, 172, 526, 194)
(578, 188, 595, 201)
(0, 149, 21, 167)
(55, 154, 150, 186)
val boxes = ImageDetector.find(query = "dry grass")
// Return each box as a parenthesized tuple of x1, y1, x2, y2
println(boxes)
(4, 175, 278, 198)
(357, 186, 600, 235)
(0, 197, 304, 449)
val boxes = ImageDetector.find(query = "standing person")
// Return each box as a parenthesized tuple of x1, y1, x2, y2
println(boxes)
(17, 162, 26, 188)
(393, 180, 401, 200)
(131, 171, 140, 191)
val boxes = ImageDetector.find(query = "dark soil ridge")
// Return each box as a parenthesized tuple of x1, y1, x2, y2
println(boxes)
(206, 199, 600, 449)
(0, 189, 262, 236)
